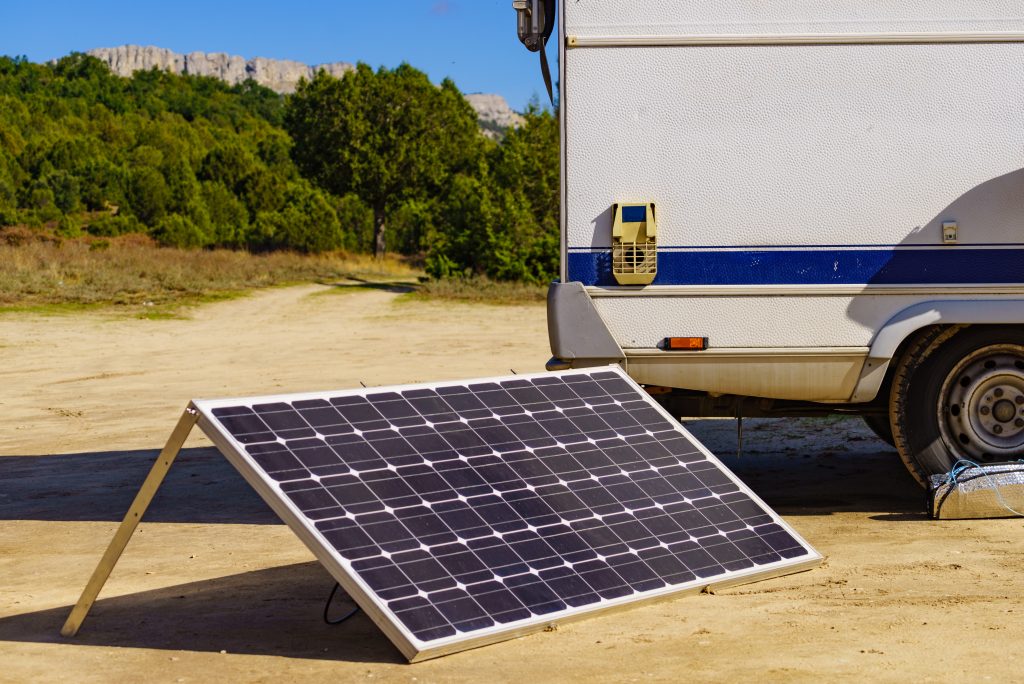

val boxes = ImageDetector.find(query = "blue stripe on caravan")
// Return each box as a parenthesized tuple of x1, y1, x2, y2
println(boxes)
(567, 248, 1024, 286)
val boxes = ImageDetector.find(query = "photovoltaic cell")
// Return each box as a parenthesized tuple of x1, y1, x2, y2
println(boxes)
(194, 367, 819, 661)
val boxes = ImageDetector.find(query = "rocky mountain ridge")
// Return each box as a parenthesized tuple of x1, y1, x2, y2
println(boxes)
(87, 45, 352, 94)
(87, 45, 523, 132)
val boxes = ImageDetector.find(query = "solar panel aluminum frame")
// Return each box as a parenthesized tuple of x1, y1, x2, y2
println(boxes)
(191, 366, 821, 662)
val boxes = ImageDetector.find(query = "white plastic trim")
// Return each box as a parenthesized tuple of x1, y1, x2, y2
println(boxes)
(568, 32, 1024, 48)
(850, 300, 1024, 403)
(868, 300, 1024, 360)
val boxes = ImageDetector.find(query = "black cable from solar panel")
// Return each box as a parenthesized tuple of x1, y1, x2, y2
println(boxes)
(323, 583, 361, 625)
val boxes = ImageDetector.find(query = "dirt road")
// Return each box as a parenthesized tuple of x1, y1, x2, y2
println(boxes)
(2, 284, 1022, 683)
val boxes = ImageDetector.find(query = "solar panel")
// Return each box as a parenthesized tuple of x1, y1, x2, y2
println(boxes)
(192, 367, 820, 661)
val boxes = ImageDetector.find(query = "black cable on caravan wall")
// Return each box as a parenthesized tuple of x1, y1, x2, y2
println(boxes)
(514, 0, 557, 104)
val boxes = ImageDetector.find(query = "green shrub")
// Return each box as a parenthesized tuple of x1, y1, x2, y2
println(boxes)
(56, 214, 82, 238)
(388, 198, 435, 255)
(0, 206, 17, 227)
(334, 193, 374, 252)
(272, 182, 343, 254)
(45, 169, 81, 213)
(151, 213, 207, 248)
(126, 166, 169, 226)
(87, 214, 143, 237)
(198, 142, 258, 193)
(201, 181, 249, 247)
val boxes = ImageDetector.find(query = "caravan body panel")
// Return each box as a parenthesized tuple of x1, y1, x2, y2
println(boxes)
(560, 1, 1024, 401)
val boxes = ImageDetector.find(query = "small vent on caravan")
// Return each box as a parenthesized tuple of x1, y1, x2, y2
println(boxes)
(612, 203, 657, 285)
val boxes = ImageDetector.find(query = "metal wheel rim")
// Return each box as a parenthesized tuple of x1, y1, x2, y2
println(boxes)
(938, 344, 1024, 461)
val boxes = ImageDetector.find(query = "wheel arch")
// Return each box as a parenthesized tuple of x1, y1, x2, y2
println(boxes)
(849, 300, 1024, 403)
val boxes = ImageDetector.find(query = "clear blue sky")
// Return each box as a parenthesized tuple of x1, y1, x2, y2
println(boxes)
(0, 0, 557, 110)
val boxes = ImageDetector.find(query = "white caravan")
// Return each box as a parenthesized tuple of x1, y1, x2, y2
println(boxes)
(514, 1, 1024, 484)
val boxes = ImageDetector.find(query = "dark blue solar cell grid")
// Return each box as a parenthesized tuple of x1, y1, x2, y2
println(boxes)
(209, 370, 811, 644)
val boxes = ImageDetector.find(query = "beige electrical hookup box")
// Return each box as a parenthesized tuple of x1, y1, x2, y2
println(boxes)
(611, 202, 657, 285)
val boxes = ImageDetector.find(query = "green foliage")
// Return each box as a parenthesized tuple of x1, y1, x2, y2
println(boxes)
(250, 181, 343, 253)
(161, 157, 200, 214)
(388, 198, 435, 255)
(237, 167, 286, 217)
(0, 156, 18, 211)
(201, 181, 249, 247)
(87, 214, 143, 237)
(198, 142, 258, 193)
(286, 67, 558, 281)
(285, 63, 483, 255)
(333, 193, 374, 252)
(0, 53, 303, 251)
(0, 53, 561, 283)
(255, 129, 294, 174)
(56, 214, 82, 238)
(425, 174, 494, 279)
(491, 106, 559, 248)
(77, 159, 122, 210)
(152, 213, 206, 248)
(23, 179, 62, 222)
(421, 107, 559, 284)
(45, 169, 81, 213)
(126, 166, 169, 225)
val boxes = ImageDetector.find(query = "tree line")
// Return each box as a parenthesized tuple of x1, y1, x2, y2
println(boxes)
(0, 54, 558, 283)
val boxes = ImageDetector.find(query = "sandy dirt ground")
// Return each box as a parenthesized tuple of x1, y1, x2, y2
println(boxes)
(2, 284, 1022, 683)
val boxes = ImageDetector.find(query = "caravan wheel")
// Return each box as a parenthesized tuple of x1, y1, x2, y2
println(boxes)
(890, 327, 1024, 487)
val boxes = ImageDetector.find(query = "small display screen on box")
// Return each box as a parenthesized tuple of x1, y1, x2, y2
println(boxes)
(621, 205, 647, 223)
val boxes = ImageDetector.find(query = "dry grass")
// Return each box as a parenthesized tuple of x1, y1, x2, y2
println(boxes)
(0, 230, 420, 315)
(0, 229, 547, 315)
(414, 276, 548, 304)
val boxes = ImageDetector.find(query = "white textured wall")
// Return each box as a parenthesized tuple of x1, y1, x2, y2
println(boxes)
(565, 2, 1024, 36)
(565, 43, 1024, 249)
(563, 5, 1024, 354)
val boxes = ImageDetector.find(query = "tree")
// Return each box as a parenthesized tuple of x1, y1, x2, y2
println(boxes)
(425, 174, 495, 278)
(0, 154, 18, 213)
(285, 63, 483, 256)
(126, 166, 169, 226)
(422, 106, 560, 284)
(44, 169, 80, 213)
(0, 51, 565, 281)
(333, 193, 374, 252)
(487, 106, 560, 282)
(388, 198, 435, 255)
(201, 181, 249, 246)
(238, 167, 286, 217)
(491, 105, 559, 244)
(198, 142, 258, 194)
(0, 53, 310, 244)
(78, 159, 123, 211)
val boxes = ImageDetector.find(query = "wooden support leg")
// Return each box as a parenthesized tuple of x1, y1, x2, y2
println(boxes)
(61, 407, 200, 637)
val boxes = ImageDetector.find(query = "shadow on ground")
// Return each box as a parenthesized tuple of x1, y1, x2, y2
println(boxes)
(0, 447, 280, 524)
(0, 418, 923, 526)
(0, 417, 926, 662)
(683, 417, 923, 517)
(0, 562, 404, 664)
(324, 278, 418, 294)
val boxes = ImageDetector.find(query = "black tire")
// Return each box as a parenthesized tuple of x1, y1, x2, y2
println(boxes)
(861, 414, 895, 447)
(891, 326, 1024, 487)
